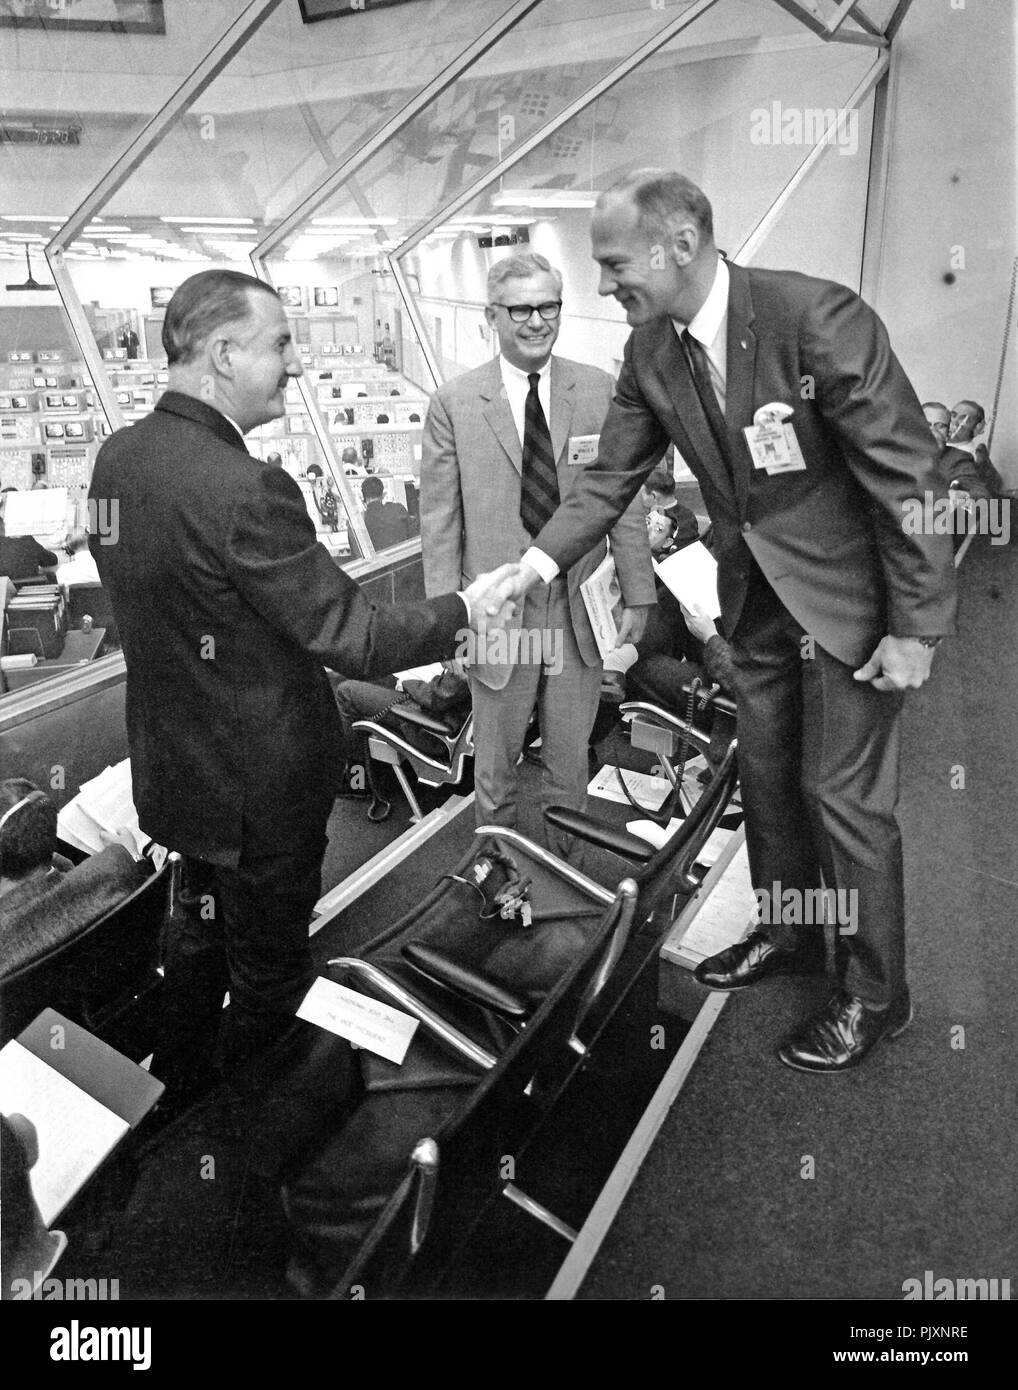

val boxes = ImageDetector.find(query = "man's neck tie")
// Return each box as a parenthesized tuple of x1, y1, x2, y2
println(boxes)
(682, 329, 732, 475)
(520, 371, 560, 536)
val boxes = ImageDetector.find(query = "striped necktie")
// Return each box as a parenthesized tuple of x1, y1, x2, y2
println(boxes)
(520, 371, 560, 536)
(682, 329, 732, 476)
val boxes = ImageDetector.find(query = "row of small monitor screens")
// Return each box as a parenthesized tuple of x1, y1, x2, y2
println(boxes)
(0, 390, 147, 412)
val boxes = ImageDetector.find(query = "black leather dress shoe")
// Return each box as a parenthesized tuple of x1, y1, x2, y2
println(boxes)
(694, 931, 824, 991)
(777, 988, 913, 1072)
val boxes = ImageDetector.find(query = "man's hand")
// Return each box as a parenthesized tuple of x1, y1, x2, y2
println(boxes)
(98, 825, 141, 859)
(462, 563, 521, 631)
(615, 604, 653, 647)
(853, 635, 937, 691)
(491, 558, 543, 615)
(679, 597, 720, 645)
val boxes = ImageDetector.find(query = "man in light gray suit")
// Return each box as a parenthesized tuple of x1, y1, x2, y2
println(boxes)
(420, 252, 655, 859)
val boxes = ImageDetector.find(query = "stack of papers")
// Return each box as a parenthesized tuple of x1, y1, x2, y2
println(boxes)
(654, 540, 721, 619)
(2, 487, 69, 547)
(56, 759, 150, 858)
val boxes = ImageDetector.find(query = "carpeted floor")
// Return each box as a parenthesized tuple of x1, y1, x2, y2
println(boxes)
(577, 534, 1018, 1300)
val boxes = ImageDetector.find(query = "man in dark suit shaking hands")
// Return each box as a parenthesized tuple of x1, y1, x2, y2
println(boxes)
(89, 270, 516, 1099)
(505, 170, 957, 1072)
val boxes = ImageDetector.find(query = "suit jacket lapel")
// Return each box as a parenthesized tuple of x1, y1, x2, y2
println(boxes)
(652, 323, 736, 508)
(479, 357, 523, 475)
(724, 263, 757, 518)
(549, 356, 575, 475)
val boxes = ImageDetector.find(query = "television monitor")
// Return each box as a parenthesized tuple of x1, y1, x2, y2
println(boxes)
(44, 423, 65, 439)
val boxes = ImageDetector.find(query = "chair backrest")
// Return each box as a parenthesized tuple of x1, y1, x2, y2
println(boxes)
(0, 861, 170, 1047)
(356, 709, 474, 786)
(328, 878, 639, 1299)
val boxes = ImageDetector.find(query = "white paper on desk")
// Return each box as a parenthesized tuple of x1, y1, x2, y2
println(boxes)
(394, 662, 443, 686)
(2, 487, 68, 541)
(0, 1041, 129, 1226)
(654, 541, 721, 620)
(587, 764, 671, 811)
(297, 976, 419, 1065)
(627, 819, 734, 867)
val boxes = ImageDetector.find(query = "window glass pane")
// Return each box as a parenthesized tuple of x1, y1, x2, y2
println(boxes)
(0, 0, 255, 218)
(400, 0, 878, 380)
(0, 290, 113, 697)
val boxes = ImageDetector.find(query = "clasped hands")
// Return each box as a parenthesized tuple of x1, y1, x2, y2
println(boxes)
(461, 561, 534, 633)
(463, 563, 651, 651)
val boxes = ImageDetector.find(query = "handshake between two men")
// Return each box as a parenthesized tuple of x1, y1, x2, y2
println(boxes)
(459, 559, 650, 650)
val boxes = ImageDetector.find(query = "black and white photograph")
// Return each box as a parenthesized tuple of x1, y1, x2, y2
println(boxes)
(0, 0, 1014, 1365)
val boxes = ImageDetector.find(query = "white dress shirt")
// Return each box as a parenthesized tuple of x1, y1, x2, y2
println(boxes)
(499, 354, 552, 445)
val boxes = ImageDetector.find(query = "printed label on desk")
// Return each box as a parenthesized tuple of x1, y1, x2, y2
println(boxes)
(297, 976, 419, 1065)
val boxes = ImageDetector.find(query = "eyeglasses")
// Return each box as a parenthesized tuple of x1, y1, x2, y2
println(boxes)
(491, 300, 562, 323)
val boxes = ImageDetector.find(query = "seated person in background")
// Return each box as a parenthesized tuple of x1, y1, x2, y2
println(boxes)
(949, 399, 1006, 496)
(340, 446, 366, 477)
(306, 464, 340, 532)
(640, 460, 685, 516)
(0, 779, 149, 977)
(361, 476, 411, 550)
(602, 504, 735, 704)
(922, 402, 990, 502)
(1, 1112, 67, 1299)
(0, 517, 58, 581)
(54, 527, 101, 587)
(330, 663, 471, 819)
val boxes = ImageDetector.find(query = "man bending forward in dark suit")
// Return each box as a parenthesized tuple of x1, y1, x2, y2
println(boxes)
(502, 170, 957, 1072)
(88, 270, 515, 1099)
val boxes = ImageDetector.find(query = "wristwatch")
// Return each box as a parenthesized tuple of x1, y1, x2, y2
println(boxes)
(915, 636, 943, 648)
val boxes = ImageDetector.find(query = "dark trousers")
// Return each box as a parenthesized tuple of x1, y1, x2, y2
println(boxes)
(731, 565, 906, 1006)
(153, 797, 332, 1099)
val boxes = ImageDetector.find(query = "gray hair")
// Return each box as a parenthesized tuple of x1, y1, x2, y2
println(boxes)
(162, 270, 280, 366)
(599, 168, 714, 243)
(486, 252, 563, 301)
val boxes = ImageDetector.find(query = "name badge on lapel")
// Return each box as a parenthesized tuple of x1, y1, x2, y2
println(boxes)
(743, 402, 807, 475)
(568, 434, 600, 465)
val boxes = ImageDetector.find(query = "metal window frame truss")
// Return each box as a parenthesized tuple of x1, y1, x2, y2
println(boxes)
(40, 0, 915, 563)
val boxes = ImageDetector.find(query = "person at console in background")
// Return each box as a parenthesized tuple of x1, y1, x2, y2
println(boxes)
(87, 269, 516, 1104)
(0, 779, 148, 976)
(0, 516, 58, 582)
(54, 527, 101, 587)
